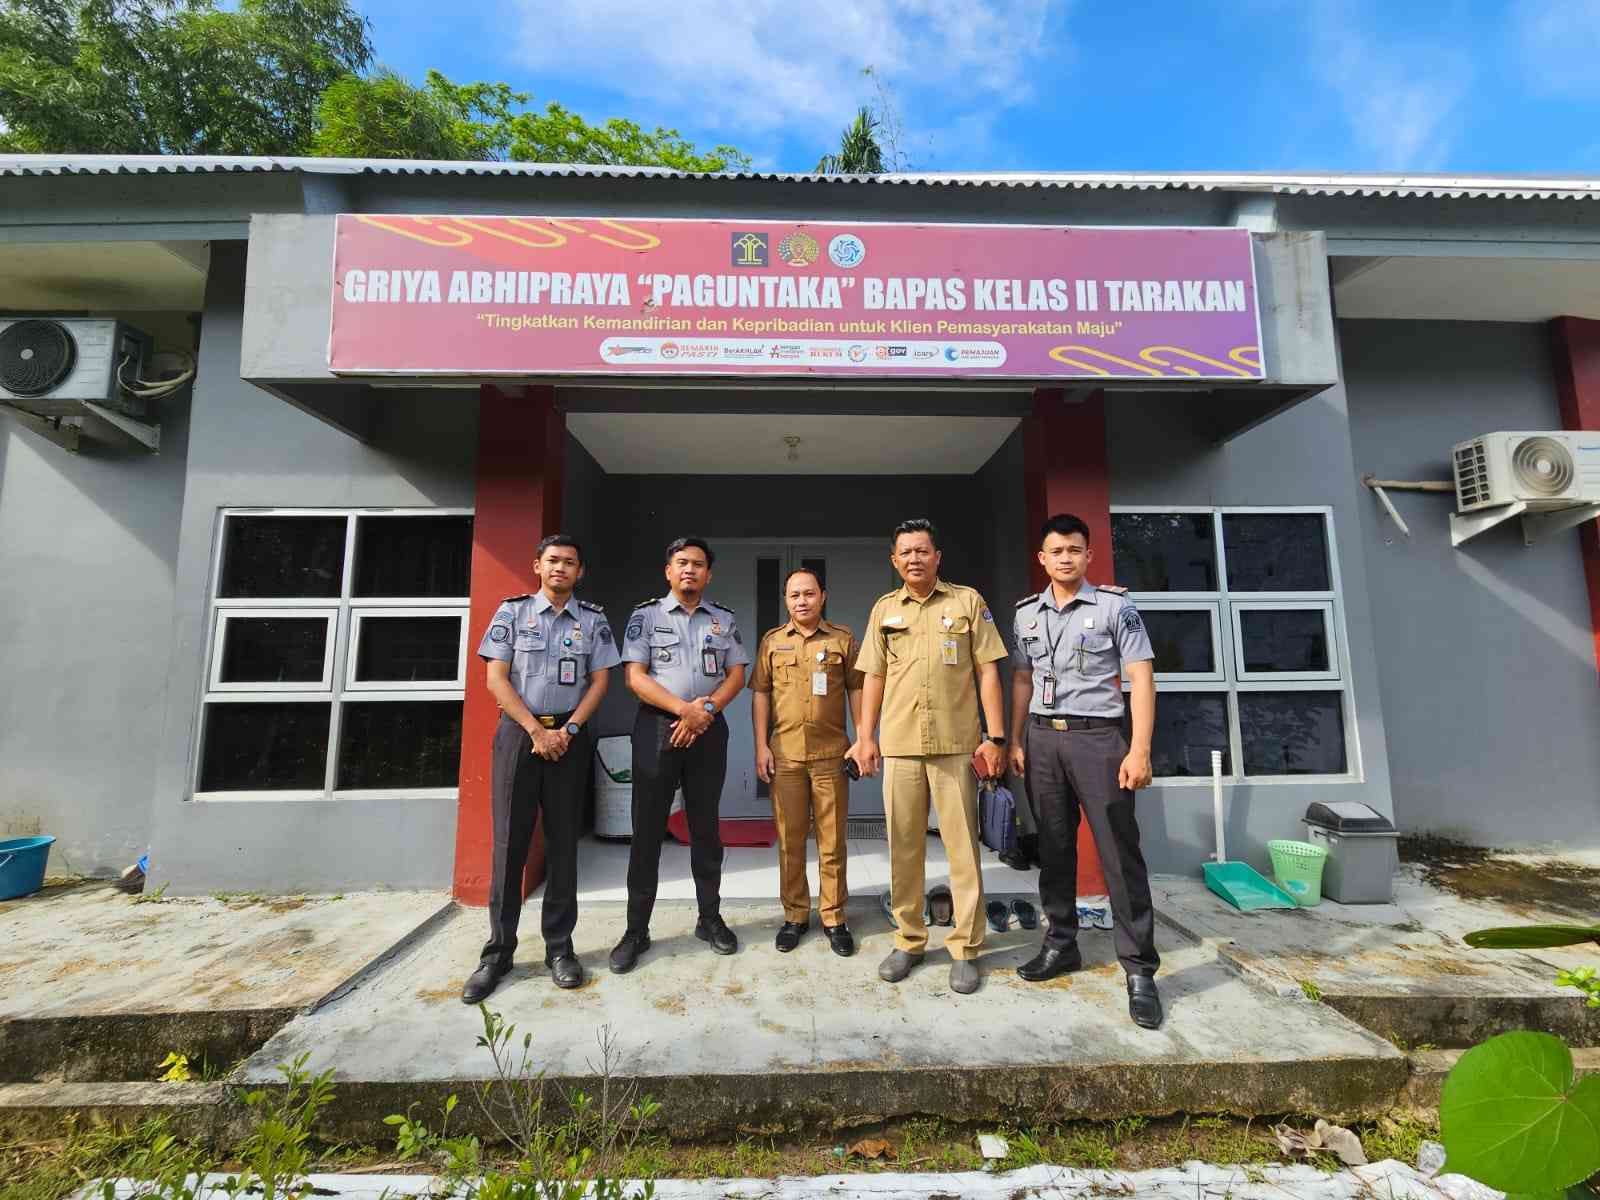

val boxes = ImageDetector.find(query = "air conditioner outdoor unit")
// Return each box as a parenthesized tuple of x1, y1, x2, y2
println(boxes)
(1450, 430, 1600, 546)
(0, 317, 162, 450)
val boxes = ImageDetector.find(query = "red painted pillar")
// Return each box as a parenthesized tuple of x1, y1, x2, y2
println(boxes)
(1550, 317, 1600, 679)
(1023, 387, 1111, 896)
(453, 384, 565, 906)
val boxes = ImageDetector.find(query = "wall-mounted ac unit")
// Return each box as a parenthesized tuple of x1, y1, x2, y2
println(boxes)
(0, 318, 161, 450)
(1450, 431, 1600, 546)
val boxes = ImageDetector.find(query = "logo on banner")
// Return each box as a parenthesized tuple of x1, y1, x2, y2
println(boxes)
(777, 232, 820, 267)
(731, 232, 769, 267)
(943, 346, 960, 362)
(847, 344, 868, 363)
(606, 343, 651, 358)
(827, 233, 866, 268)
(659, 342, 680, 359)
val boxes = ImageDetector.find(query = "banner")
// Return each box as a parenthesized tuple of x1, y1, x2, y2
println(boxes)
(329, 215, 1265, 380)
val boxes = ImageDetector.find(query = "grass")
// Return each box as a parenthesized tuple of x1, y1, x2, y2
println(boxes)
(1299, 978, 1325, 1002)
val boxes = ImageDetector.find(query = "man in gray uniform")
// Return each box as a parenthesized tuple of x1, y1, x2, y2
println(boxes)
(463, 534, 619, 1003)
(1007, 513, 1163, 1028)
(612, 537, 750, 973)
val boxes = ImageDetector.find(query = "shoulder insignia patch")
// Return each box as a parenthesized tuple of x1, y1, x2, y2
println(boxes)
(1101, 585, 1130, 596)
(1014, 593, 1039, 608)
(597, 624, 613, 643)
(489, 624, 511, 644)
(981, 607, 993, 622)
(625, 619, 644, 640)
(633, 598, 657, 610)
(579, 599, 604, 613)
(502, 593, 532, 603)
(706, 599, 734, 614)
(1120, 607, 1144, 634)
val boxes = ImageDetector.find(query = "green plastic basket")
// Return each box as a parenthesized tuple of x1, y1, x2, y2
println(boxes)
(1268, 839, 1328, 906)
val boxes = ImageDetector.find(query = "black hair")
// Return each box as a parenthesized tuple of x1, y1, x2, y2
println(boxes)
(1039, 513, 1092, 547)
(783, 567, 824, 591)
(665, 536, 715, 568)
(535, 534, 584, 564)
(890, 518, 938, 550)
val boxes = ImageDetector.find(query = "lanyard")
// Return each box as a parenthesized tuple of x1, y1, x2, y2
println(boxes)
(1041, 601, 1087, 676)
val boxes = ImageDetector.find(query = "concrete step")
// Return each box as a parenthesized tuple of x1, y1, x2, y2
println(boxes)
(1400, 1045, 1600, 1110)
(0, 1081, 240, 1141)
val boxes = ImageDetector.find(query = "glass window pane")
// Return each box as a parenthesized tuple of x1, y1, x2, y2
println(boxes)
(1222, 514, 1330, 592)
(1111, 514, 1218, 591)
(337, 700, 463, 789)
(1143, 610, 1215, 674)
(353, 516, 473, 598)
(199, 702, 330, 791)
(219, 516, 346, 598)
(1144, 692, 1230, 777)
(1239, 692, 1347, 775)
(354, 616, 462, 682)
(1239, 609, 1330, 673)
(219, 617, 328, 684)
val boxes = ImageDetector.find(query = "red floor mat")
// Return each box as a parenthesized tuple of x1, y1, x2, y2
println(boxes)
(666, 810, 777, 847)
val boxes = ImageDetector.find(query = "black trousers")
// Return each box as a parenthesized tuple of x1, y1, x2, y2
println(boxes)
(626, 706, 728, 932)
(480, 715, 587, 970)
(1024, 722, 1160, 976)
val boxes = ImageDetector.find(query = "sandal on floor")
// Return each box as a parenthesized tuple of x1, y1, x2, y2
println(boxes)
(1009, 897, 1039, 931)
(985, 899, 1011, 933)
(927, 884, 955, 927)
(879, 887, 895, 924)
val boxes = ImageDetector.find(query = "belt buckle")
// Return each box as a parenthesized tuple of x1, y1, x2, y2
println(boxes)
(537, 715, 558, 729)
(1050, 718, 1068, 732)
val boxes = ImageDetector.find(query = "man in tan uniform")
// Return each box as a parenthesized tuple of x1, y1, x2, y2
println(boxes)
(750, 568, 864, 956)
(848, 518, 1009, 995)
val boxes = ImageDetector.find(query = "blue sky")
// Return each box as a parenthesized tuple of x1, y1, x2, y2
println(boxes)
(354, 0, 1600, 174)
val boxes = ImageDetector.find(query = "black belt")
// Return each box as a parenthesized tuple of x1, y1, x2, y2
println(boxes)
(1031, 713, 1121, 732)
(518, 711, 574, 729)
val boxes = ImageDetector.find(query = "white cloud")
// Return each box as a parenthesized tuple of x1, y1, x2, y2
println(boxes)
(1308, 3, 1472, 170)
(504, 0, 1061, 160)
(1514, 0, 1600, 97)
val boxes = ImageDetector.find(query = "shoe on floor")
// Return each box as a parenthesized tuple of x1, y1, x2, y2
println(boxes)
(609, 930, 650, 974)
(927, 884, 954, 927)
(878, 948, 924, 982)
(696, 915, 738, 955)
(775, 921, 808, 953)
(547, 950, 583, 989)
(950, 958, 981, 994)
(1017, 943, 1082, 982)
(461, 962, 507, 1004)
(1009, 897, 1039, 931)
(823, 923, 855, 957)
(1128, 973, 1164, 1029)
(985, 899, 1011, 933)
(879, 888, 895, 924)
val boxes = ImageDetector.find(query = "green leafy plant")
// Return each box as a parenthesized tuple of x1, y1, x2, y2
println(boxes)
(1557, 966, 1600, 1008)
(1464, 925, 1600, 950)
(95, 1124, 217, 1200)
(223, 1053, 336, 1200)
(156, 1052, 194, 1083)
(1299, 978, 1325, 1002)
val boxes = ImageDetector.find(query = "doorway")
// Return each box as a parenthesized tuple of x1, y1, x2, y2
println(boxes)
(710, 538, 895, 821)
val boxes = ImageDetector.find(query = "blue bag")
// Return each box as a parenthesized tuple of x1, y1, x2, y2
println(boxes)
(978, 780, 1019, 855)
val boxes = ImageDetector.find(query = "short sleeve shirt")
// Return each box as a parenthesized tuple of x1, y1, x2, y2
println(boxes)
(476, 591, 621, 714)
(749, 619, 864, 762)
(620, 595, 751, 704)
(1010, 582, 1154, 718)
(854, 579, 1008, 757)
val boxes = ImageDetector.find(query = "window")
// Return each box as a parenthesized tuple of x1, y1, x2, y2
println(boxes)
(1111, 508, 1355, 782)
(195, 511, 472, 800)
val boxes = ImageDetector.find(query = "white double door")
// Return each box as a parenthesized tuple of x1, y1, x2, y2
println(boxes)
(711, 539, 895, 820)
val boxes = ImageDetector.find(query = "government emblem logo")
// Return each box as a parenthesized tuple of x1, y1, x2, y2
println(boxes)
(777, 232, 820, 267)
(827, 233, 866, 268)
(731, 232, 768, 267)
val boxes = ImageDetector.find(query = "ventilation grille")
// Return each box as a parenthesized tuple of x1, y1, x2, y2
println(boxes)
(1510, 435, 1575, 497)
(0, 319, 77, 397)
(847, 818, 888, 840)
(1454, 439, 1491, 509)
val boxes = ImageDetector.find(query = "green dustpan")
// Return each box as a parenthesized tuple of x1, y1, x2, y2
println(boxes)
(1204, 860, 1297, 911)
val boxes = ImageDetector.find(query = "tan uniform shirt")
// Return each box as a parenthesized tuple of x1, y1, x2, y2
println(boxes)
(855, 579, 1008, 757)
(750, 619, 863, 762)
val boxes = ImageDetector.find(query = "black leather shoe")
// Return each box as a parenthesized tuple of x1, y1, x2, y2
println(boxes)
(696, 915, 738, 955)
(1128, 973, 1164, 1029)
(548, 950, 583, 989)
(823, 924, 855, 957)
(609, 930, 650, 974)
(1017, 944, 1082, 982)
(775, 921, 808, 952)
(461, 962, 507, 1004)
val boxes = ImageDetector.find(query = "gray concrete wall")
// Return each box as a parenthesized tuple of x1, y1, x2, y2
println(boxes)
(0, 314, 193, 876)
(1107, 379, 1397, 875)
(145, 243, 480, 895)
(1341, 319, 1600, 850)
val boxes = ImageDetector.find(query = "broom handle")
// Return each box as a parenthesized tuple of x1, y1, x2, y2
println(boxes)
(1211, 750, 1225, 863)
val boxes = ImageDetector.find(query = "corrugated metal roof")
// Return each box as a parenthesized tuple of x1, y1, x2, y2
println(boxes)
(3, 155, 1600, 200)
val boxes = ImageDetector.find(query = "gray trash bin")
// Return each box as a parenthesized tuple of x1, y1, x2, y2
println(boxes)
(1303, 801, 1398, 904)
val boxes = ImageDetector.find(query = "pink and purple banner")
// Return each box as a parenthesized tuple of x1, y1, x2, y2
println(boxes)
(329, 215, 1265, 380)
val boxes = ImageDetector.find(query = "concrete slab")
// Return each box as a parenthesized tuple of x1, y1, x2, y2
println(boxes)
(1152, 870, 1600, 1048)
(1401, 1045, 1600, 1110)
(242, 897, 1405, 1138)
(0, 882, 450, 1081)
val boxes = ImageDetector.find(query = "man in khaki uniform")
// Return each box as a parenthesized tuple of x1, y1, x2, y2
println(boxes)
(848, 519, 1009, 995)
(750, 568, 864, 957)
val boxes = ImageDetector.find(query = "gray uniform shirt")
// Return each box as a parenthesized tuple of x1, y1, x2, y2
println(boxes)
(1010, 582, 1154, 718)
(477, 591, 621, 714)
(621, 594, 751, 704)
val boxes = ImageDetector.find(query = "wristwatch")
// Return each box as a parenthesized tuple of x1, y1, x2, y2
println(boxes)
(702, 701, 718, 715)
(564, 721, 582, 737)
(984, 734, 1008, 746)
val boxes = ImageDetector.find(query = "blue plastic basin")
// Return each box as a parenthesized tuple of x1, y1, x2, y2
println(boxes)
(0, 835, 55, 901)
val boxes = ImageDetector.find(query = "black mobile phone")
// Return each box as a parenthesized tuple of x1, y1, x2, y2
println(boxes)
(844, 758, 861, 781)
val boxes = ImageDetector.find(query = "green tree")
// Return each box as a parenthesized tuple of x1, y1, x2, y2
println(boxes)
(0, 0, 372, 154)
(816, 105, 885, 175)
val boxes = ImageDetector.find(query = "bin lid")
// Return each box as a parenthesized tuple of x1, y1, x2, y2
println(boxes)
(595, 735, 632, 781)
(1304, 801, 1396, 834)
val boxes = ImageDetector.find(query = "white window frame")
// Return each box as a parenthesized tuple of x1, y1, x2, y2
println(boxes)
(1229, 600, 1339, 683)
(1132, 599, 1226, 683)
(193, 507, 472, 803)
(345, 608, 469, 692)
(1113, 505, 1361, 786)
(208, 608, 338, 693)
